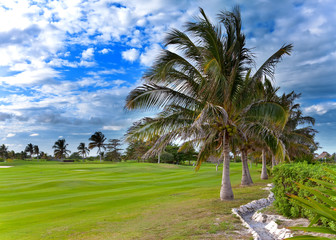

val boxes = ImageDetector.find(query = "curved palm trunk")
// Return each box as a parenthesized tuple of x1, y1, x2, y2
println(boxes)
(271, 154, 277, 169)
(261, 149, 268, 180)
(220, 135, 234, 200)
(241, 149, 253, 186)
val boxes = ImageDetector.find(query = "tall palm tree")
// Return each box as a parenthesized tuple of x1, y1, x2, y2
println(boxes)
(77, 142, 90, 161)
(125, 7, 291, 200)
(25, 143, 34, 160)
(52, 139, 71, 161)
(33, 145, 39, 160)
(88, 132, 106, 162)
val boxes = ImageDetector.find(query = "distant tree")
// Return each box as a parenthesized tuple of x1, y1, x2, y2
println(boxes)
(8, 150, 15, 159)
(18, 151, 27, 160)
(125, 139, 151, 162)
(39, 151, 48, 160)
(69, 152, 81, 159)
(163, 144, 197, 165)
(52, 139, 71, 161)
(25, 143, 34, 160)
(33, 145, 39, 160)
(106, 139, 122, 161)
(0, 144, 8, 161)
(88, 132, 106, 162)
(77, 142, 90, 161)
(179, 146, 197, 165)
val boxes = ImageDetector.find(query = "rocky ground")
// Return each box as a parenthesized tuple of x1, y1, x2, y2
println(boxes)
(233, 185, 335, 240)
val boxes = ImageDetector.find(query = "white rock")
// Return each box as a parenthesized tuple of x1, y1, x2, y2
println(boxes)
(265, 221, 278, 233)
(274, 228, 282, 237)
(278, 230, 289, 239)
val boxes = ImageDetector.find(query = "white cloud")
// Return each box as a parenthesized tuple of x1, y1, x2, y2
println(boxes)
(30, 133, 39, 137)
(0, 68, 59, 86)
(82, 48, 94, 60)
(103, 125, 123, 131)
(122, 48, 140, 62)
(6, 133, 15, 138)
(304, 102, 336, 115)
(99, 48, 111, 54)
(112, 80, 126, 86)
(140, 44, 162, 66)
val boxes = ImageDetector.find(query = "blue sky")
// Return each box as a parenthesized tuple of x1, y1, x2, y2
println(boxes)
(0, 0, 335, 156)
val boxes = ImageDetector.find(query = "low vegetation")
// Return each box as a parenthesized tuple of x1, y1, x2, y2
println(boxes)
(287, 169, 336, 239)
(272, 163, 336, 232)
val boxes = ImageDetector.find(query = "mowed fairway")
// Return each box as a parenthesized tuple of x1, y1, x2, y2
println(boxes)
(0, 162, 270, 240)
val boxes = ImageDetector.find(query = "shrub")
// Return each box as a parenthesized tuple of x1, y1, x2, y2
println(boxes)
(160, 152, 174, 163)
(272, 162, 332, 219)
(286, 168, 336, 239)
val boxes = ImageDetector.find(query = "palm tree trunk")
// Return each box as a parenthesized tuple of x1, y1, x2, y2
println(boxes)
(220, 134, 234, 200)
(241, 149, 253, 186)
(158, 153, 160, 164)
(261, 149, 268, 180)
(271, 154, 277, 169)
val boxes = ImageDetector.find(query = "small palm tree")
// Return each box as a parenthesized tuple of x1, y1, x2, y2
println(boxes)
(0, 144, 8, 161)
(89, 132, 106, 162)
(33, 145, 39, 160)
(77, 142, 90, 161)
(52, 139, 71, 161)
(25, 143, 34, 160)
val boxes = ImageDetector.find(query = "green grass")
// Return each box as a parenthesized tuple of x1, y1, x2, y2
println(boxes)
(0, 161, 270, 240)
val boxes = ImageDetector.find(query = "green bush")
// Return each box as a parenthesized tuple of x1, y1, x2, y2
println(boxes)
(272, 162, 334, 220)
(286, 168, 336, 239)
(160, 152, 174, 163)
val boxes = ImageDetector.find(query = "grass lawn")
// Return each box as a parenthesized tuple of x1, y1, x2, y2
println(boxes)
(0, 161, 271, 240)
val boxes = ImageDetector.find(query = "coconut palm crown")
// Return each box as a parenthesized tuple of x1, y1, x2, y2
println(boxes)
(88, 131, 106, 162)
(25, 143, 34, 160)
(52, 139, 71, 161)
(77, 142, 90, 160)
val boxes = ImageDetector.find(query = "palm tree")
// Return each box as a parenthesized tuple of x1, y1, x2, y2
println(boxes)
(125, 7, 291, 200)
(33, 145, 39, 160)
(25, 143, 34, 160)
(0, 144, 8, 161)
(88, 132, 106, 162)
(52, 139, 71, 161)
(277, 91, 317, 162)
(77, 142, 90, 161)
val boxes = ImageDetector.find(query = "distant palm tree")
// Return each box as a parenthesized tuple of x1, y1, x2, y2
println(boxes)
(89, 132, 106, 162)
(0, 144, 8, 161)
(33, 145, 39, 160)
(52, 139, 71, 161)
(25, 143, 34, 160)
(77, 142, 90, 161)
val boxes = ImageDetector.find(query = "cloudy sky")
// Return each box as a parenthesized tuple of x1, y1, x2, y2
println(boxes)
(0, 0, 335, 156)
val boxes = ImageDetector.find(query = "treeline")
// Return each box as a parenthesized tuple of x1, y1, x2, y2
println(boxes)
(0, 132, 199, 164)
